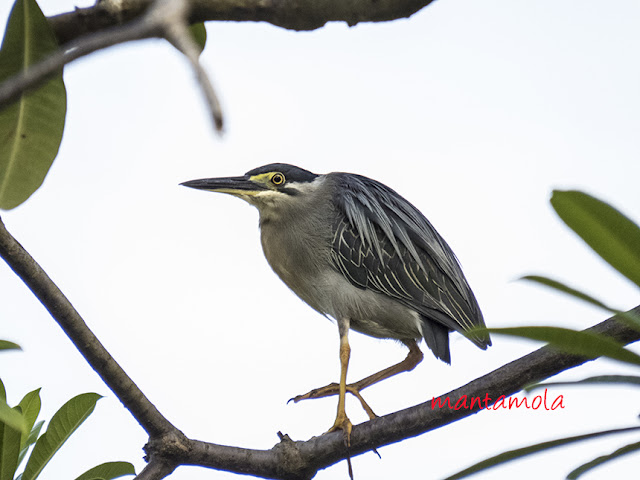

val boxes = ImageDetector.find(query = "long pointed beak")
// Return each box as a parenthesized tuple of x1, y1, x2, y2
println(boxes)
(180, 176, 267, 196)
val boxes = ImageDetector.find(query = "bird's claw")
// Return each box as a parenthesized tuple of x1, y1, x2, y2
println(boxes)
(327, 413, 355, 479)
(327, 412, 354, 447)
(290, 385, 378, 421)
(289, 382, 341, 403)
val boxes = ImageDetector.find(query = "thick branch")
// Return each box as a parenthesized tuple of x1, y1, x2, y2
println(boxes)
(171, 308, 640, 479)
(0, 216, 180, 440)
(3, 212, 639, 479)
(48, 0, 437, 45)
(135, 456, 179, 480)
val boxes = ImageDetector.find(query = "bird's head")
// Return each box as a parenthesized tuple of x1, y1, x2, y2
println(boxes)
(181, 163, 321, 213)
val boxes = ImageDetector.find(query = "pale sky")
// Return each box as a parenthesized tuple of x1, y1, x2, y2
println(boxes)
(1, 1, 640, 479)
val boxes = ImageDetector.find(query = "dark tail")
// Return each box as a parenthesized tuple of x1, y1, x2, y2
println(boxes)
(420, 315, 451, 364)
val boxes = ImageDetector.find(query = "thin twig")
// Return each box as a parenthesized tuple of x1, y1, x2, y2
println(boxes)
(0, 0, 224, 132)
(152, 0, 224, 131)
(0, 17, 161, 110)
(164, 22, 223, 131)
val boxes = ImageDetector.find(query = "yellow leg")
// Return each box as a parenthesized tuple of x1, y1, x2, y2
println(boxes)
(346, 386, 377, 420)
(326, 319, 353, 445)
(292, 340, 423, 420)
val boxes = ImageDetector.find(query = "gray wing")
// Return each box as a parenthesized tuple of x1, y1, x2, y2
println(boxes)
(329, 173, 490, 350)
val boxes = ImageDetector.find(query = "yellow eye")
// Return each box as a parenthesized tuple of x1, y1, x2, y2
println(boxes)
(271, 173, 285, 185)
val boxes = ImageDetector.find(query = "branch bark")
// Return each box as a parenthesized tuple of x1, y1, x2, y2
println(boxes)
(4, 0, 439, 119)
(174, 309, 640, 479)
(0, 216, 181, 441)
(48, 0, 438, 45)
(0, 0, 223, 131)
(2, 214, 640, 479)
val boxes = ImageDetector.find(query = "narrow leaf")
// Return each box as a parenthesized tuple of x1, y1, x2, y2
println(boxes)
(526, 375, 640, 392)
(17, 388, 40, 448)
(188, 23, 207, 54)
(22, 393, 101, 480)
(522, 275, 640, 330)
(0, 0, 67, 210)
(17, 420, 44, 468)
(0, 378, 5, 401)
(488, 326, 640, 367)
(444, 426, 640, 480)
(74, 461, 136, 480)
(1, 407, 22, 480)
(0, 340, 21, 351)
(0, 399, 27, 433)
(522, 275, 620, 313)
(567, 440, 640, 479)
(551, 190, 640, 288)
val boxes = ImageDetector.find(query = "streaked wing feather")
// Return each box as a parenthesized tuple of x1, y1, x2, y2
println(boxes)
(330, 173, 490, 348)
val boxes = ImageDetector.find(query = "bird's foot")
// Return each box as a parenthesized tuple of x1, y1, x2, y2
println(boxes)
(327, 410, 353, 445)
(289, 382, 340, 402)
(329, 411, 382, 463)
(290, 383, 378, 420)
(327, 411, 355, 479)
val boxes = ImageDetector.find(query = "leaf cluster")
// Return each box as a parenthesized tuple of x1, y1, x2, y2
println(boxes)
(0, 367, 134, 480)
(449, 190, 640, 479)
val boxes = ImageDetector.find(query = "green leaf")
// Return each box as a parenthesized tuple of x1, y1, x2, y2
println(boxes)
(521, 276, 640, 330)
(1, 406, 22, 480)
(551, 190, 640, 288)
(17, 389, 40, 449)
(17, 420, 43, 469)
(0, 378, 5, 401)
(22, 393, 101, 480)
(522, 275, 620, 313)
(0, 340, 21, 351)
(0, 0, 67, 210)
(567, 440, 640, 479)
(526, 375, 640, 392)
(188, 23, 207, 54)
(443, 426, 640, 480)
(0, 399, 27, 434)
(488, 326, 640, 367)
(74, 461, 136, 480)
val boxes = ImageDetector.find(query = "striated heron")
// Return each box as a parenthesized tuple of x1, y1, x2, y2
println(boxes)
(181, 163, 490, 442)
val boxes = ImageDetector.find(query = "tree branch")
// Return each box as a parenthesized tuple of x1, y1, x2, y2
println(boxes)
(0, 18, 160, 111)
(0, 216, 182, 440)
(0, 0, 223, 131)
(135, 457, 178, 480)
(48, 0, 438, 46)
(158, 1, 223, 131)
(2, 213, 639, 479)
(171, 308, 640, 479)
(4, 0, 439, 121)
